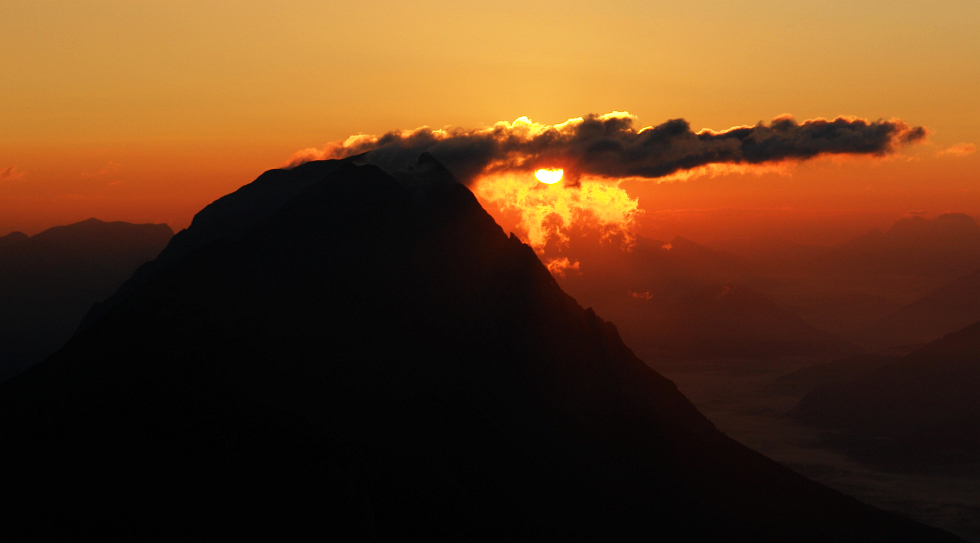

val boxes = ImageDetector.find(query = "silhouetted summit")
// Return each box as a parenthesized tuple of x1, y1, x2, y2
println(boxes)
(0, 218, 172, 380)
(0, 230, 28, 247)
(0, 160, 961, 541)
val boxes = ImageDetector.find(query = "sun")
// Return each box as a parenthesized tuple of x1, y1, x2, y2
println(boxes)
(534, 168, 564, 184)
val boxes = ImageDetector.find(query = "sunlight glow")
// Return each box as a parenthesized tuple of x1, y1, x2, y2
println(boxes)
(535, 168, 564, 184)
(475, 174, 639, 252)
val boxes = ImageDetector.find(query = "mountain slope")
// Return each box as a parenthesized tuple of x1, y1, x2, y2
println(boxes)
(795, 320, 980, 466)
(813, 213, 980, 280)
(634, 284, 861, 359)
(0, 161, 959, 541)
(0, 218, 172, 380)
(859, 268, 980, 351)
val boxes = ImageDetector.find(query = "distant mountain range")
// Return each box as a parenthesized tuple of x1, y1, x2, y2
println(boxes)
(0, 218, 172, 380)
(858, 268, 980, 352)
(700, 214, 980, 342)
(556, 234, 857, 359)
(0, 157, 957, 541)
(814, 213, 980, 280)
(631, 284, 860, 359)
(794, 319, 980, 467)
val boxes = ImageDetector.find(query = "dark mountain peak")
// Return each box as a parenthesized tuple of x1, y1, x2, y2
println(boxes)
(78, 158, 359, 330)
(392, 152, 459, 196)
(0, 230, 28, 247)
(1, 162, 959, 540)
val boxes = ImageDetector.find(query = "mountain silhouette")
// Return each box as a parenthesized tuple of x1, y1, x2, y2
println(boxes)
(0, 218, 172, 380)
(0, 160, 961, 541)
(858, 268, 980, 352)
(794, 319, 980, 467)
(774, 353, 901, 394)
(0, 230, 28, 247)
(813, 213, 980, 281)
(631, 284, 861, 359)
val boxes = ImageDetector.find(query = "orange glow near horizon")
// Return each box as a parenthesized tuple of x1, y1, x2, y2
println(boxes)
(1, 2, 977, 245)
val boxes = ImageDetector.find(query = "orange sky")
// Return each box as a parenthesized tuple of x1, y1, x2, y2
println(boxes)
(2, 1, 977, 245)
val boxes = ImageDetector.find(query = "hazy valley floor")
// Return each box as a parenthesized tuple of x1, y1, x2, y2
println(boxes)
(645, 356, 980, 543)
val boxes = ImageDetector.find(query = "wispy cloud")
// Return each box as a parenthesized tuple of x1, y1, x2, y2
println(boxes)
(0, 166, 26, 182)
(937, 143, 975, 157)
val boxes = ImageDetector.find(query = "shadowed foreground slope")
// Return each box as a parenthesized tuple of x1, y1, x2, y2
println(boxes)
(0, 160, 960, 541)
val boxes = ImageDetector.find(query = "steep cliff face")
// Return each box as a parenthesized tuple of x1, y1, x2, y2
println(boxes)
(0, 160, 959, 541)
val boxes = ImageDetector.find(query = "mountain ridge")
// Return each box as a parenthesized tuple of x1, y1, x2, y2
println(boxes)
(0, 159, 961, 541)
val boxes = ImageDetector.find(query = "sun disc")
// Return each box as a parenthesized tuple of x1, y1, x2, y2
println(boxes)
(535, 168, 564, 184)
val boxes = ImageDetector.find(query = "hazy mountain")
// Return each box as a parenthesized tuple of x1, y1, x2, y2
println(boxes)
(0, 160, 959, 541)
(557, 232, 756, 309)
(858, 268, 980, 352)
(705, 236, 830, 280)
(701, 216, 980, 340)
(553, 237, 855, 359)
(814, 213, 980, 281)
(0, 218, 172, 380)
(794, 320, 980, 467)
(623, 284, 860, 360)
(774, 353, 901, 394)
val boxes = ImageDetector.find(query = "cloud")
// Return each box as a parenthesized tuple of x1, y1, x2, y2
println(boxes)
(475, 174, 640, 251)
(81, 161, 122, 178)
(544, 257, 581, 278)
(286, 112, 928, 185)
(937, 143, 975, 157)
(0, 166, 25, 182)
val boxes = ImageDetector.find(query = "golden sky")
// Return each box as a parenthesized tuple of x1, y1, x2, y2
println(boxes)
(2, 1, 977, 243)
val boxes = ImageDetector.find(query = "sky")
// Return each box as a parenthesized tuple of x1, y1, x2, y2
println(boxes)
(1, 0, 978, 244)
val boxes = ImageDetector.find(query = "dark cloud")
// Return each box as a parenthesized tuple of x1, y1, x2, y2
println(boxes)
(287, 112, 927, 184)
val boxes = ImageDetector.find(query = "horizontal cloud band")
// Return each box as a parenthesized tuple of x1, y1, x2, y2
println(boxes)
(287, 112, 926, 184)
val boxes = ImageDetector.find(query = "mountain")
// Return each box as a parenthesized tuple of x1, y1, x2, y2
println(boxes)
(858, 268, 980, 352)
(556, 232, 756, 309)
(814, 213, 980, 281)
(78, 157, 355, 330)
(774, 353, 901, 394)
(0, 160, 960, 541)
(0, 230, 28, 247)
(701, 216, 980, 340)
(794, 320, 980, 467)
(624, 284, 861, 359)
(0, 218, 172, 380)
